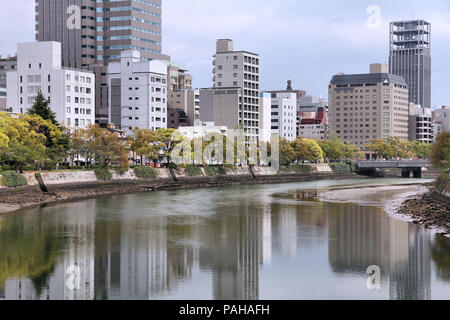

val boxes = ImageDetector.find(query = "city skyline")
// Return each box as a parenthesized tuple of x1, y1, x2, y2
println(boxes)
(0, 1, 449, 110)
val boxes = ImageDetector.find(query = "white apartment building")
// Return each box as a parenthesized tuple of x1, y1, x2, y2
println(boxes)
(213, 39, 260, 141)
(408, 104, 433, 143)
(6, 42, 95, 128)
(259, 92, 272, 142)
(108, 50, 167, 136)
(433, 106, 450, 136)
(269, 92, 297, 141)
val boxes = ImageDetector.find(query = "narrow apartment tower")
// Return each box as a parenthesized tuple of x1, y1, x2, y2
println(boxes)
(212, 39, 260, 142)
(389, 20, 431, 108)
(35, 0, 169, 126)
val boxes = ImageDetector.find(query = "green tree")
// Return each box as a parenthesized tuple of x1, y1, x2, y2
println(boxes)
(318, 139, 344, 161)
(279, 138, 295, 165)
(430, 132, 450, 168)
(0, 113, 47, 170)
(291, 138, 323, 163)
(410, 140, 432, 159)
(26, 91, 59, 127)
(129, 128, 164, 165)
(157, 128, 183, 165)
(84, 124, 129, 170)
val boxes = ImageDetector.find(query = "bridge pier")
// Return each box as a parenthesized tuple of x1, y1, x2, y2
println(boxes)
(401, 169, 411, 178)
(401, 168, 422, 178)
(412, 168, 422, 178)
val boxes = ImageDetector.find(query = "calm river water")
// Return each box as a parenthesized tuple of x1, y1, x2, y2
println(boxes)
(0, 178, 449, 300)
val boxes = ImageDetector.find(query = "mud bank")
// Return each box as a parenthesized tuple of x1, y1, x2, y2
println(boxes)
(0, 169, 362, 215)
(396, 190, 450, 236)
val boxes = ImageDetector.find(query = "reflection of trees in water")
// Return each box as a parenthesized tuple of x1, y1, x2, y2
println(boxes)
(431, 236, 450, 282)
(0, 213, 65, 294)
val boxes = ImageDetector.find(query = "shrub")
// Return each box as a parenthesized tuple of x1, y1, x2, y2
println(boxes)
(344, 160, 357, 173)
(134, 166, 157, 179)
(1, 171, 27, 187)
(204, 166, 216, 177)
(94, 167, 112, 181)
(217, 167, 228, 175)
(435, 171, 449, 194)
(168, 163, 178, 170)
(185, 165, 203, 177)
(329, 163, 351, 173)
(279, 165, 312, 174)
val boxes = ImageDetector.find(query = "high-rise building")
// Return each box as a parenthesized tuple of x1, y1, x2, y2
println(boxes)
(0, 56, 17, 111)
(7, 42, 95, 129)
(35, 0, 169, 126)
(329, 63, 409, 159)
(107, 50, 167, 136)
(389, 20, 431, 108)
(213, 39, 260, 141)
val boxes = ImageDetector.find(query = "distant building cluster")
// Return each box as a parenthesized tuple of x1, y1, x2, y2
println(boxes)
(1, 2, 447, 155)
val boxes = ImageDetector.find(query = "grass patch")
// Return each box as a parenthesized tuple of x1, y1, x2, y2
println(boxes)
(185, 165, 203, 177)
(134, 166, 157, 179)
(204, 166, 216, 177)
(329, 163, 351, 173)
(94, 167, 112, 181)
(0, 171, 27, 187)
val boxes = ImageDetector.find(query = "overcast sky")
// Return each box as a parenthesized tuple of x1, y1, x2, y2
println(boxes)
(1, 0, 449, 108)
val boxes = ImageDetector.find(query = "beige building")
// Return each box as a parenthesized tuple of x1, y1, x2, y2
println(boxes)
(167, 64, 196, 126)
(329, 64, 409, 159)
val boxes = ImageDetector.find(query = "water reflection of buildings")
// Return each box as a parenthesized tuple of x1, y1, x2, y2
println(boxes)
(2, 204, 95, 300)
(327, 204, 431, 300)
(200, 202, 263, 300)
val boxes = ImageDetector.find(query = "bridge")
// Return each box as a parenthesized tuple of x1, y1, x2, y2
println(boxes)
(355, 160, 432, 178)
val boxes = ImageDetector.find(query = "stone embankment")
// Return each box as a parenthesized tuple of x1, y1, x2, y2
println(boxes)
(396, 173, 450, 236)
(0, 165, 357, 214)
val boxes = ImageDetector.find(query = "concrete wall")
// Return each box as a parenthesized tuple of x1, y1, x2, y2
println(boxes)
(2, 165, 340, 189)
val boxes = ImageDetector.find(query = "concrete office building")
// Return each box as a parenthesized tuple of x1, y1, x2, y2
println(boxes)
(213, 39, 260, 141)
(389, 20, 431, 108)
(329, 63, 409, 158)
(433, 106, 450, 136)
(107, 50, 167, 136)
(0, 56, 17, 111)
(259, 92, 272, 142)
(6, 42, 95, 128)
(199, 87, 243, 131)
(408, 104, 433, 143)
(35, 0, 169, 126)
(269, 92, 297, 142)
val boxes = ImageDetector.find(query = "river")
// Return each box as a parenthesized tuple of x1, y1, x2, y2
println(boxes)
(0, 178, 449, 300)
